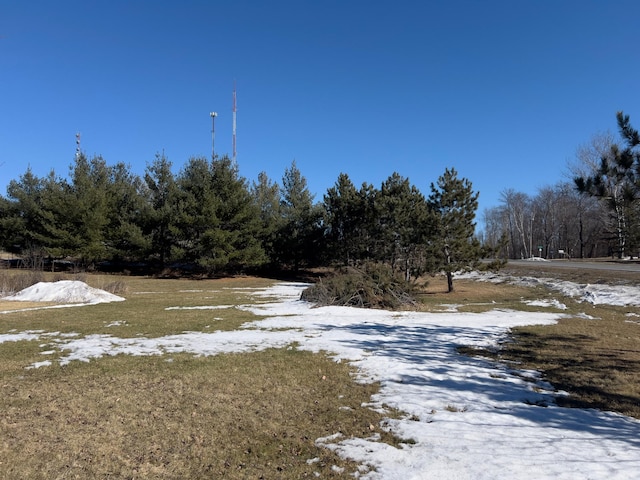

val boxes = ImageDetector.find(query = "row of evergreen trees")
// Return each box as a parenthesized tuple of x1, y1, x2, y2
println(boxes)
(0, 153, 485, 288)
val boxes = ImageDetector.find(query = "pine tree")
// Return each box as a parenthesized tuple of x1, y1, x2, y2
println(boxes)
(144, 153, 179, 266)
(172, 156, 266, 273)
(67, 154, 110, 266)
(0, 195, 13, 252)
(322, 173, 362, 265)
(276, 160, 322, 270)
(374, 173, 429, 279)
(251, 171, 282, 266)
(3, 168, 67, 267)
(35, 171, 76, 263)
(426, 168, 481, 292)
(174, 156, 219, 265)
(205, 156, 266, 272)
(103, 162, 150, 261)
(3, 167, 84, 268)
(4, 168, 47, 256)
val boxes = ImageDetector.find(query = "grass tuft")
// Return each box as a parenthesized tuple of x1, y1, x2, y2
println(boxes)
(0, 270, 45, 295)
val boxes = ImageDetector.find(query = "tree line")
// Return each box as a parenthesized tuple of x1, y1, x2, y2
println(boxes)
(0, 153, 485, 290)
(481, 112, 640, 260)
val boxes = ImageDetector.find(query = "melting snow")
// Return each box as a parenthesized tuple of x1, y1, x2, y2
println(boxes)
(4, 280, 125, 304)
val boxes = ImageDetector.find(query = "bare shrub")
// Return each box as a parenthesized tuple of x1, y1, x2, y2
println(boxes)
(0, 270, 45, 295)
(301, 262, 418, 310)
(73, 272, 88, 283)
(103, 280, 128, 295)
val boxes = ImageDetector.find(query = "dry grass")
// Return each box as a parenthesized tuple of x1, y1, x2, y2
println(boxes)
(501, 311, 640, 418)
(2, 263, 640, 478)
(0, 269, 45, 296)
(417, 274, 549, 313)
(0, 350, 401, 479)
(0, 273, 407, 479)
(451, 262, 640, 420)
(0, 274, 275, 338)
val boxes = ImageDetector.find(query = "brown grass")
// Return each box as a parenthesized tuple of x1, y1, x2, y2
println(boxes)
(0, 350, 403, 479)
(416, 274, 550, 313)
(1, 264, 639, 479)
(0, 274, 407, 479)
(501, 311, 640, 417)
(451, 263, 640, 420)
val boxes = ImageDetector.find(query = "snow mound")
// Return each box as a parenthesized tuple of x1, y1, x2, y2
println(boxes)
(5, 280, 125, 304)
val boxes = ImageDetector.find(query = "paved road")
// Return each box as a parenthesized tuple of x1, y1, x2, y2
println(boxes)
(508, 259, 640, 274)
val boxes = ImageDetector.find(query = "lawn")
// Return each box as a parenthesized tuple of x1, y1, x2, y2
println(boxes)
(0, 273, 404, 479)
(1, 266, 639, 478)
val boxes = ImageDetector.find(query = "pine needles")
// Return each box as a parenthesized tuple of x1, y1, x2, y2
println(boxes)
(301, 263, 418, 310)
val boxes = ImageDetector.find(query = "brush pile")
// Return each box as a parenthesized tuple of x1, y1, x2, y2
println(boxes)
(301, 262, 418, 310)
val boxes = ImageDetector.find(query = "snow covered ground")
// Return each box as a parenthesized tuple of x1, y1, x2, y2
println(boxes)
(3, 280, 125, 304)
(1, 276, 640, 478)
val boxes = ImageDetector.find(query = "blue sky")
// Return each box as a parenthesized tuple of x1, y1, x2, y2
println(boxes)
(2, 1, 639, 226)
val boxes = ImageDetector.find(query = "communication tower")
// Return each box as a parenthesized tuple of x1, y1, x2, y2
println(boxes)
(232, 81, 237, 166)
(209, 112, 217, 159)
(75, 132, 81, 159)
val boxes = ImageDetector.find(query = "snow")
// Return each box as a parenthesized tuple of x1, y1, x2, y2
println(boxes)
(458, 270, 640, 307)
(2, 277, 640, 478)
(3, 280, 125, 304)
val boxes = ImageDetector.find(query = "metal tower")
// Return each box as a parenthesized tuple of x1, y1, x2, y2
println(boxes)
(209, 111, 218, 159)
(75, 132, 81, 159)
(232, 81, 237, 166)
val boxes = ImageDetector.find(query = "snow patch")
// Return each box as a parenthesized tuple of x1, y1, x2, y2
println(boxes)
(523, 298, 568, 310)
(4, 280, 125, 304)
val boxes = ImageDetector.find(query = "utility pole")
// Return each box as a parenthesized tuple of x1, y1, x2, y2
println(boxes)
(209, 112, 217, 160)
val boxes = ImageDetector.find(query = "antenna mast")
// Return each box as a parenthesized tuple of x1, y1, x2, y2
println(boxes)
(232, 81, 237, 166)
(75, 132, 81, 159)
(209, 111, 217, 159)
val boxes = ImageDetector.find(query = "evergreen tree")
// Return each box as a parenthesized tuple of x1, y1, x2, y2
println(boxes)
(175, 156, 217, 264)
(4, 169, 42, 249)
(144, 153, 179, 266)
(3, 168, 51, 265)
(173, 156, 266, 273)
(373, 173, 429, 279)
(276, 160, 323, 270)
(0, 195, 13, 252)
(322, 173, 362, 265)
(251, 171, 282, 265)
(204, 156, 266, 272)
(2, 167, 78, 267)
(426, 168, 482, 292)
(356, 182, 379, 262)
(67, 154, 110, 266)
(34, 171, 77, 263)
(104, 162, 150, 261)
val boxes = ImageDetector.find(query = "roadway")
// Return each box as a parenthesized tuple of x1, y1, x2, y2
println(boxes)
(507, 259, 640, 274)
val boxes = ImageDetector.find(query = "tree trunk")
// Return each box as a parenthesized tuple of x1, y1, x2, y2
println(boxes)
(444, 243, 454, 292)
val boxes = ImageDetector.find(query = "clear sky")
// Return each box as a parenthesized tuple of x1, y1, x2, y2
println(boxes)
(2, 0, 639, 224)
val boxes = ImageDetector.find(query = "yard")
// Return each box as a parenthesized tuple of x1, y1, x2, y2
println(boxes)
(1, 266, 639, 478)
